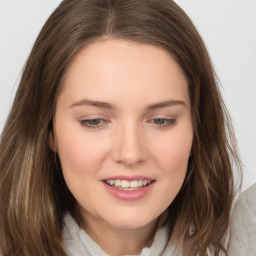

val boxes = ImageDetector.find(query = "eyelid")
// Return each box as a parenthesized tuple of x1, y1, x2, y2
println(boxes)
(77, 114, 177, 131)
(146, 117, 177, 129)
(78, 118, 110, 131)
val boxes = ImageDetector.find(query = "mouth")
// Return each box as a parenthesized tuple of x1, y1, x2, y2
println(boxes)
(104, 179, 154, 191)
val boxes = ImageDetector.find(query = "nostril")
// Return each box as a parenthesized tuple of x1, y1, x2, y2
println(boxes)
(112, 144, 147, 166)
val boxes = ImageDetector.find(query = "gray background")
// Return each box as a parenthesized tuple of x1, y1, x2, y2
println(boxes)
(0, 0, 255, 191)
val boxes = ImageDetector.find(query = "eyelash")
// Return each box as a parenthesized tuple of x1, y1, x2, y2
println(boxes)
(79, 118, 176, 130)
(79, 118, 107, 130)
(148, 118, 176, 128)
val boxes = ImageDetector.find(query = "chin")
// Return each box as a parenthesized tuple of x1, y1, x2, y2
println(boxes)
(105, 210, 160, 230)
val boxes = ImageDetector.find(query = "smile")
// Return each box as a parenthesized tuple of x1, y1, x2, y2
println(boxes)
(104, 179, 153, 190)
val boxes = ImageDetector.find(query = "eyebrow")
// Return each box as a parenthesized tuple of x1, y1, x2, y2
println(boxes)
(70, 99, 114, 109)
(69, 98, 186, 110)
(147, 99, 186, 110)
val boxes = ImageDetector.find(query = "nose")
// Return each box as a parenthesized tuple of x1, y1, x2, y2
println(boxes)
(112, 123, 148, 167)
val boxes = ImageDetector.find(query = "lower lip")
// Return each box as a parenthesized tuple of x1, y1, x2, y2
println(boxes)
(102, 182, 155, 201)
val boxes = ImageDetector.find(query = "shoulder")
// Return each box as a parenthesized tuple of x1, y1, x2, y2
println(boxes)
(228, 183, 256, 255)
(237, 183, 256, 206)
(232, 183, 256, 220)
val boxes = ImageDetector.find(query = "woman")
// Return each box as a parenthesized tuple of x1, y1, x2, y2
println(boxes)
(0, 0, 241, 255)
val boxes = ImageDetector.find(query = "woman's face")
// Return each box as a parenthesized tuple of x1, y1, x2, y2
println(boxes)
(52, 39, 193, 231)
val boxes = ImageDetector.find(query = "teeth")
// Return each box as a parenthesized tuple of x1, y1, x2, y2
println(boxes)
(105, 179, 152, 190)
(109, 180, 115, 186)
(121, 180, 129, 188)
(130, 180, 138, 188)
(137, 180, 143, 186)
(143, 180, 148, 186)
(115, 180, 121, 186)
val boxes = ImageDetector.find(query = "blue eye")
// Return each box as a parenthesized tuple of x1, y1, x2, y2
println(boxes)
(86, 119, 102, 125)
(152, 118, 176, 128)
(154, 118, 166, 125)
(80, 118, 105, 129)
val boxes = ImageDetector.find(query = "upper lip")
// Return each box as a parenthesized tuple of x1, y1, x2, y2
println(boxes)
(103, 175, 154, 181)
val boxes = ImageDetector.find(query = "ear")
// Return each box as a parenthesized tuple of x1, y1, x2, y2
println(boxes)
(49, 130, 57, 152)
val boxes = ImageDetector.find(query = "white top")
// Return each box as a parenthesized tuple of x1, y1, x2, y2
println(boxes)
(62, 212, 179, 256)
(228, 183, 256, 256)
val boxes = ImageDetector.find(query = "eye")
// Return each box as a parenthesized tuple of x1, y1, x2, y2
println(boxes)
(79, 118, 106, 130)
(149, 118, 176, 128)
(85, 119, 102, 126)
(154, 118, 167, 125)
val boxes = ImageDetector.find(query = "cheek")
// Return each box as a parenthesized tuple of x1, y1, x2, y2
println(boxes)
(55, 125, 106, 176)
(153, 132, 192, 206)
(55, 131, 105, 200)
(57, 135, 87, 172)
(154, 131, 193, 172)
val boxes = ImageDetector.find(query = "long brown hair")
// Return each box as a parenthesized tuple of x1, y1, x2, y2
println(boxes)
(0, 0, 241, 255)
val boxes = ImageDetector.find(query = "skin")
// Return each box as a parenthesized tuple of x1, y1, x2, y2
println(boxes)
(51, 39, 193, 255)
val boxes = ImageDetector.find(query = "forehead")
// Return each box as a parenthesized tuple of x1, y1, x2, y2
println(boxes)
(59, 39, 190, 108)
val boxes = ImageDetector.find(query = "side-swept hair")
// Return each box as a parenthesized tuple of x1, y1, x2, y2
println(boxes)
(0, 0, 241, 255)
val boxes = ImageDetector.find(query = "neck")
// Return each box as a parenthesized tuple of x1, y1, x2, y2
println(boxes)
(74, 209, 168, 256)
(87, 220, 158, 255)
